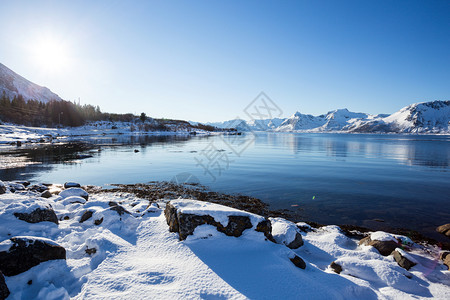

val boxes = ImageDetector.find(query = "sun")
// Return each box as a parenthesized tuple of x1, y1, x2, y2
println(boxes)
(32, 36, 70, 72)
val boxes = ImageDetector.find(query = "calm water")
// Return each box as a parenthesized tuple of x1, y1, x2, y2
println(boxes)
(1, 133, 449, 240)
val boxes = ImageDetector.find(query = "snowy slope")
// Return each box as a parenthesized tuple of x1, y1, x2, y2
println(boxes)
(348, 101, 450, 134)
(0, 63, 62, 103)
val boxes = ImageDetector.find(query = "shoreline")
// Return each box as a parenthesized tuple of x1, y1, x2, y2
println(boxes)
(88, 181, 450, 249)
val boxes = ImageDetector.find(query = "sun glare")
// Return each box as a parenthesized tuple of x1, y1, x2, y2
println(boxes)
(32, 37, 70, 72)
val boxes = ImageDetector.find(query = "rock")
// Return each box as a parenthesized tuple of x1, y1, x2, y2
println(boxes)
(440, 251, 450, 269)
(290, 255, 306, 269)
(14, 207, 58, 224)
(330, 261, 342, 274)
(165, 200, 270, 241)
(60, 196, 86, 205)
(64, 182, 81, 189)
(108, 201, 130, 216)
(28, 184, 48, 193)
(0, 181, 6, 195)
(0, 237, 66, 276)
(436, 224, 450, 237)
(270, 217, 304, 249)
(16, 141, 22, 147)
(359, 235, 399, 256)
(94, 218, 103, 225)
(134, 149, 140, 153)
(85, 247, 97, 255)
(59, 188, 89, 201)
(392, 249, 417, 270)
(255, 219, 276, 242)
(79, 211, 93, 223)
(14, 181, 30, 187)
(0, 271, 9, 300)
(40, 190, 52, 198)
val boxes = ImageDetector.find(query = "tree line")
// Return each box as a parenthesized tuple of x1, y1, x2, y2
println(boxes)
(0, 92, 134, 127)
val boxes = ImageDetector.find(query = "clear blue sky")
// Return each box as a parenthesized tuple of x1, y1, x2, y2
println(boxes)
(1, 0, 449, 122)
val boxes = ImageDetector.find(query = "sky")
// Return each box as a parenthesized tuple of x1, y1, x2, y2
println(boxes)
(0, 0, 449, 122)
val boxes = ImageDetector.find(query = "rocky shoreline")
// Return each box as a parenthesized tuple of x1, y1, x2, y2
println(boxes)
(1, 179, 449, 299)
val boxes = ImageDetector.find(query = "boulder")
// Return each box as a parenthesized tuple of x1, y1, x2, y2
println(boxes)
(0, 237, 66, 276)
(94, 218, 103, 225)
(436, 224, 450, 237)
(165, 200, 273, 241)
(359, 232, 399, 256)
(28, 184, 48, 193)
(59, 188, 89, 201)
(14, 207, 58, 224)
(60, 196, 86, 205)
(440, 251, 450, 269)
(40, 190, 52, 198)
(270, 217, 303, 249)
(108, 201, 130, 216)
(64, 182, 81, 189)
(0, 181, 6, 195)
(79, 211, 93, 223)
(0, 271, 9, 300)
(392, 249, 416, 270)
(330, 261, 342, 274)
(290, 255, 306, 269)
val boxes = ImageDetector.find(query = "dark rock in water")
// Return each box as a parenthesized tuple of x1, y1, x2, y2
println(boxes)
(290, 255, 306, 269)
(0, 271, 9, 300)
(286, 232, 304, 249)
(436, 224, 450, 237)
(40, 190, 52, 198)
(80, 211, 94, 223)
(392, 250, 416, 270)
(94, 218, 103, 225)
(16, 141, 22, 147)
(440, 251, 450, 269)
(14, 207, 58, 224)
(64, 182, 81, 189)
(330, 261, 342, 274)
(0, 237, 66, 276)
(165, 202, 268, 241)
(359, 236, 399, 256)
(134, 149, 140, 153)
(75, 154, 93, 159)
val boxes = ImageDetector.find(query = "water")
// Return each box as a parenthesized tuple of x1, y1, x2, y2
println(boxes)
(1, 132, 449, 240)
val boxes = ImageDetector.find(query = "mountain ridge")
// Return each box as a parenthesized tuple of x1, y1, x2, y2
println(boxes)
(0, 63, 62, 103)
(208, 100, 450, 134)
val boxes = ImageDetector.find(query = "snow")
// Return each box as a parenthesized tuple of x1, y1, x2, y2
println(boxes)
(207, 100, 450, 134)
(269, 217, 301, 246)
(169, 199, 265, 227)
(370, 231, 398, 242)
(59, 188, 88, 200)
(0, 183, 449, 299)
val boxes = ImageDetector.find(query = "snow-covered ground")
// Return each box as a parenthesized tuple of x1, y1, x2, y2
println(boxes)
(0, 181, 449, 299)
(0, 122, 215, 145)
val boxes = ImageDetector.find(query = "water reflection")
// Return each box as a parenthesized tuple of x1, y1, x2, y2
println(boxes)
(256, 133, 450, 168)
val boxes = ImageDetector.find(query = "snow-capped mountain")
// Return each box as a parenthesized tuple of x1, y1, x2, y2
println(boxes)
(347, 101, 450, 134)
(209, 101, 450, 134)
(0, 63, 62, 103)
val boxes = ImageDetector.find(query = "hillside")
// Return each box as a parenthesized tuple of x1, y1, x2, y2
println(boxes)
(0, 63, 62, 103)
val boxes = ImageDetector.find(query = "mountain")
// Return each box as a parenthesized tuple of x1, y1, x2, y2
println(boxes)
(0, 63, 62, 103)
(346, 101, 450, 134)
(209, 101, 450, 134)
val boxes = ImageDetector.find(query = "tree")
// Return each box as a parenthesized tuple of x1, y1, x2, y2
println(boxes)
(140, 112, 147, 123)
